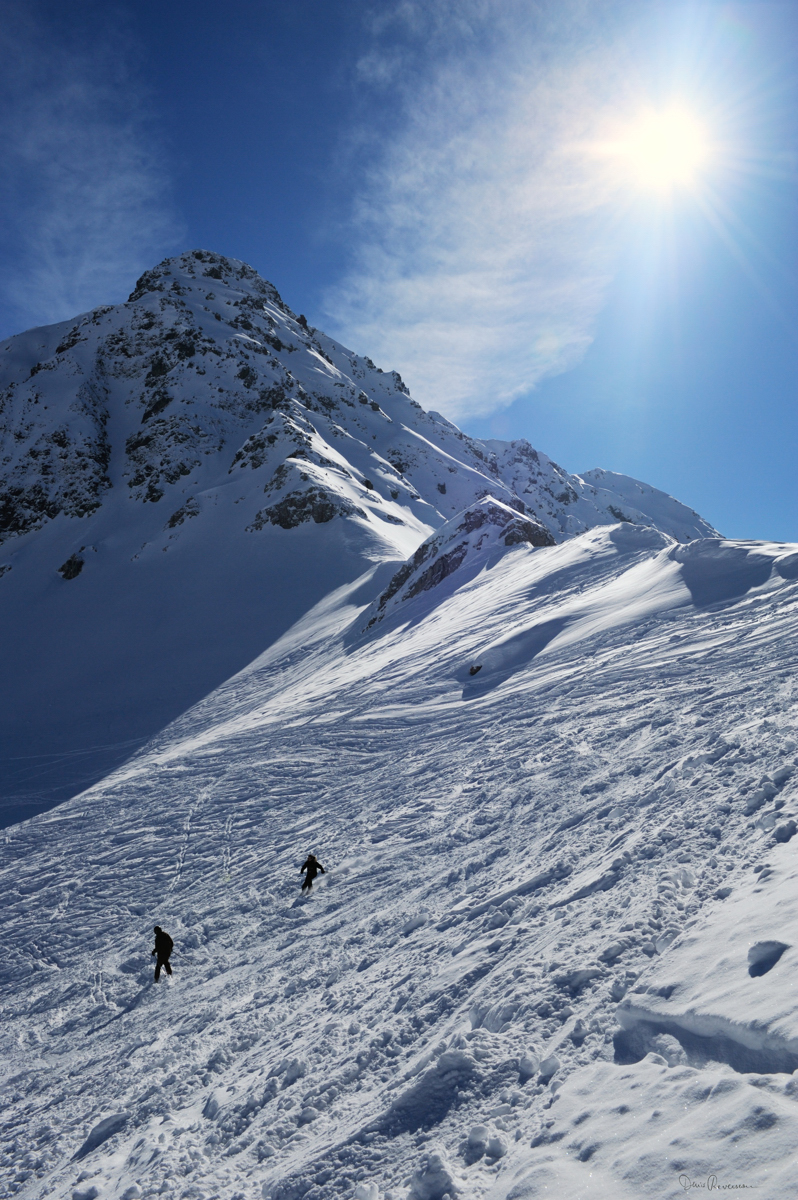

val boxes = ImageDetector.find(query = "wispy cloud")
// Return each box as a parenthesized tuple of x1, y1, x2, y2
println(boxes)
(0, 5, 182, 338)
(324, 1, 639, 421)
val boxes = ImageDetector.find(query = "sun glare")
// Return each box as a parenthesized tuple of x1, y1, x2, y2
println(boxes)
(617, 108, 707, 190)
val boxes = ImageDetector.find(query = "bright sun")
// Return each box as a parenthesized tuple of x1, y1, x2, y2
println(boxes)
(616, 107, 707, 190)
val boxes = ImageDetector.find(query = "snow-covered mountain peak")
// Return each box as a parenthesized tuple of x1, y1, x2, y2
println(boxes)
(0, 249, 720, 820)
(126, 248, 288, 311)
(1, 248, 718, 556)
(482, 444, 716, 547)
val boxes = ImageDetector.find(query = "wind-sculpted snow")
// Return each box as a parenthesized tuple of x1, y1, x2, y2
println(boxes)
(2, 526, 798, 1199)
(0, 251, 720, 822)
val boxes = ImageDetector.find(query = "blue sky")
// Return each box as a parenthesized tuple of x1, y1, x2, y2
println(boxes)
(1, 1, 796, 540)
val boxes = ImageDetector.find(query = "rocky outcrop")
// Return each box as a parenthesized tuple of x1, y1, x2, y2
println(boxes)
(363, 497, 554, 630)
(0, 368, 111, 542)
(248, 487, 366, 531)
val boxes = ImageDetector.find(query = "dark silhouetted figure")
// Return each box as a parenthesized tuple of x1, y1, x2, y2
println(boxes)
(300, 854, 325, 892)
(152, 925, 173, 981)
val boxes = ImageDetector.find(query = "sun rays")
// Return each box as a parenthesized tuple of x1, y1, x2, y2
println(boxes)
(606, 106, 709, 192)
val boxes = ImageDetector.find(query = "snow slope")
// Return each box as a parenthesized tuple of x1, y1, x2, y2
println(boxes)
(0, 251, 718, 824)
(2, 518, 798, 1200)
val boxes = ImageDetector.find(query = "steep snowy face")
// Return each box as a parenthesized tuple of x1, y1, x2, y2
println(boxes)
(1, 526, 797, 1200)
(0, 249, 720, 823)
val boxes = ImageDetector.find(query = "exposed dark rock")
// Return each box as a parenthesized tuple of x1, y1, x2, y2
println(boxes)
(259, 386, 289, 410)
(248, 489, 365, 531)
(55, 327, 84, 354)
(141, 389, 172, 422)
(405, 542, 469, 599)
(0, 374, 112, 544)
(373, 542, 434, 614)
(365, 499, 552, 630)
(127, 267, 166, 302)
(0, 483, 60, 539)
(58, 553, 84, 580)
(608, 505, 633, 523)
(459, 502, 552, 547)
(503, 517, 554, 547)
(144, 355, 170, 385)
(165, 498, 200, 529)
(385, 451, 409, 475)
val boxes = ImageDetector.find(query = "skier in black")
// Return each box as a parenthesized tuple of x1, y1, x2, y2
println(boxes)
(152, 926, 174, 981)
(300, 853, 325, 892)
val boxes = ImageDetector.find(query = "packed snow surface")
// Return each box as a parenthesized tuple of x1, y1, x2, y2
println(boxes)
(2, 519, 798, 1200)
(0, 251, 717, 823)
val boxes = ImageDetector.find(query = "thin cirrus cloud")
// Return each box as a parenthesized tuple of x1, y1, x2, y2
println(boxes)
(0, 7, 181, 340)
(324, 2, 638, 422)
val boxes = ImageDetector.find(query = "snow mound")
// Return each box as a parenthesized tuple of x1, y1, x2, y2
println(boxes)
(408, 1147, 461, 1200)
(506, 1051, 798, 1198)
(669, 538, 774, 606)
(615, 842, 798, 1076)
(73, 1113, 130, 1161)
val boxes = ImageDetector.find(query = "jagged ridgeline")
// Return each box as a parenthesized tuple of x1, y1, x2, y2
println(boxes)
(0, 250, 719, 822)
(0, 249, 717, 548)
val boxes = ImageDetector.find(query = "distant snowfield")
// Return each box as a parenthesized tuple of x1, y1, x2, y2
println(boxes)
(3, 520, 798, 1200)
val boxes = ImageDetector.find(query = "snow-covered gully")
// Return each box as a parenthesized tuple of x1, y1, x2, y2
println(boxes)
(3, 516, 798, 1199)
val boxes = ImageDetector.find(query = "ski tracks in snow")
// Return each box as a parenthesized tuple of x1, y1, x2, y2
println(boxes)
(1, 543, 798, 1198)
